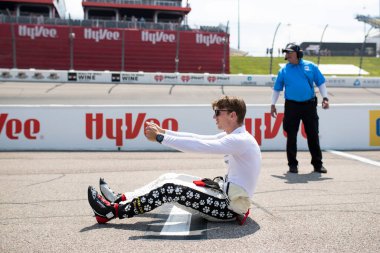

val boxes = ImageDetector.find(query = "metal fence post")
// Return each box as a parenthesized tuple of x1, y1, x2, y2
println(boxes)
(317, 24, 328, 66)
(69, 25, 75, 70)
(269, 22, 281, 75)
(175, 27, 180, 72)
(359, 26, 373, 76)
(11, 23, 17, 68)
(121, 29, 125, 71)
(222, 21, 229, 74)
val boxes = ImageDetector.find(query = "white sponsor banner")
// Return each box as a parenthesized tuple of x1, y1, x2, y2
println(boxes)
(1, 105, 379, 151)
(1, 69, 380, 87)
(0, 69, 67, 82)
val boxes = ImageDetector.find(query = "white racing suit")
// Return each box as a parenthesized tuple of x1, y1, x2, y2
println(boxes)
(117, 126, 261, 222)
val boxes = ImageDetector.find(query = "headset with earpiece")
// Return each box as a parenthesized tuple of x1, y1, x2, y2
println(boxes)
(282, 43, 304, 60)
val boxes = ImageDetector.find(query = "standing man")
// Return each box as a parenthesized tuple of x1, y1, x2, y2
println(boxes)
(270, 43, 329, 174)
(87, 96, 261, 224)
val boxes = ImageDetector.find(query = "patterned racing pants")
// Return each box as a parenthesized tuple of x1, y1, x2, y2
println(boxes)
(117, 173, 237, 221)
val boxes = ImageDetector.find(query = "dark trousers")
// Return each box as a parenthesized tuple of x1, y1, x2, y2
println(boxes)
(283, 98, 323, 169)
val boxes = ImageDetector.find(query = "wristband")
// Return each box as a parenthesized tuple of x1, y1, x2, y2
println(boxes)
(156, 134, 164, 144)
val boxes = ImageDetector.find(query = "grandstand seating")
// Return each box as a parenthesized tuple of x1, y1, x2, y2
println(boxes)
(0, 22, 229, 73)
(0, 1, 228, 73)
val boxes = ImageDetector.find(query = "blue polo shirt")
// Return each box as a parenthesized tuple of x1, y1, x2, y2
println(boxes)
(274, 59, 325, 102)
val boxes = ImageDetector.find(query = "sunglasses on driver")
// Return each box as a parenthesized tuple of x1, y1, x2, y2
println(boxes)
(214, 109, 232, 116)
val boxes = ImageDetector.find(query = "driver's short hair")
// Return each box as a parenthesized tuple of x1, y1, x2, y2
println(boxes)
(212, 96, 246, 125)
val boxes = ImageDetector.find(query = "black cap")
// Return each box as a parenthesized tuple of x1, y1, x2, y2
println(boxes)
(282, 44, 299, 53)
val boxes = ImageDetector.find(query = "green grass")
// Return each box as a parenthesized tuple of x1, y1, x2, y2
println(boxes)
(230, 56, 380, 76)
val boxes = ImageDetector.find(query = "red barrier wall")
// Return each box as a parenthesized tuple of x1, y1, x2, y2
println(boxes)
(73, 27, 123, 71)
(179, 31, 229, 73)
(0, 23, 229, 73)
(14, 24, 70, 70)
(0, 24, 14, 68)
(124, 30, 177, 72)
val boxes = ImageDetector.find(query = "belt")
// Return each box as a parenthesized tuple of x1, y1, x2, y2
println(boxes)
(286, 97, 316, 104)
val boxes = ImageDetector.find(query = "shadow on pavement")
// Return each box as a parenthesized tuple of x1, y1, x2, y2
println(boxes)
(80, 213, 260, 240)
(271, 172, 333, 184)
(205, 217, 260, 240)
(79, 213, 167, 233)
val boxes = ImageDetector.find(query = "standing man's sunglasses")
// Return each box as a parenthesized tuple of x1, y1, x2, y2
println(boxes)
(214, 109, 232, 116)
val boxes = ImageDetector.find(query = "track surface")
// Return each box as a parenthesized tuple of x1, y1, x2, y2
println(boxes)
(0, 151, 379, 252)
(1, 82, 380, 105)
(0, 82, 379, 252)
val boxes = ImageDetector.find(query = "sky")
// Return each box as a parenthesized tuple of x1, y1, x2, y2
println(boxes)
(64, 0, 379, 56)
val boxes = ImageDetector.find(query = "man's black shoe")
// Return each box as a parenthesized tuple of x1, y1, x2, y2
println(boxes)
(314, 166, 327, 173)
(88, 186, 118, 224)
(288, 165, 298, 173)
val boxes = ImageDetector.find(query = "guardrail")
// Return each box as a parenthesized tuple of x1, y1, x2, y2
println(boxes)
(0, 15, 224, 32)
(84, 0, 184, 8)
(1, 68, 380, 88)
(1, 104, 379, 151)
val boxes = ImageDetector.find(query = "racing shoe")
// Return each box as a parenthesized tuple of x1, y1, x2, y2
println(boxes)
(99, 178, 126, 203)
(88, 186, 119, 224)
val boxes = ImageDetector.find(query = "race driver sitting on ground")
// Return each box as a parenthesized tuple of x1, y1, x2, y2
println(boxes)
(87, 96, 261, 224)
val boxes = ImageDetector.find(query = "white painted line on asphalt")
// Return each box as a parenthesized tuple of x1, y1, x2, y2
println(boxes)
(160, 205, 191, 236)
(327, 150, 380, 167)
